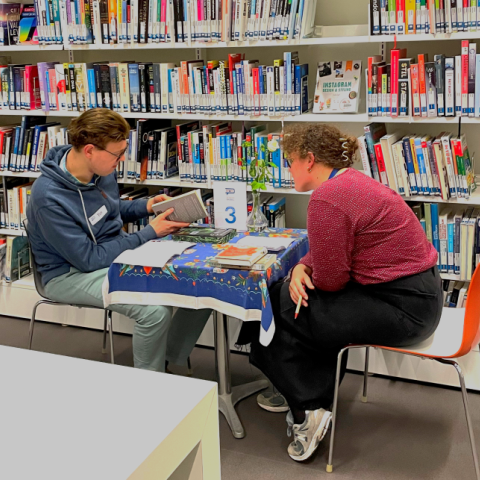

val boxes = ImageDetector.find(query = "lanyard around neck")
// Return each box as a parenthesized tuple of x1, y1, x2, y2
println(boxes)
(328, 168, 347, 180)
(328, 169, 339, 180)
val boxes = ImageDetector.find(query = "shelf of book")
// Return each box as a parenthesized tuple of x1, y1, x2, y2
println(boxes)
(405, 191, 480, 205)
(0, 172, 41, 178)
(5, 110, 480, 124)
(9, 274, 35, 291)
(0, 110, 349, 122)
(440, 273, 470, 282)
(7, 30, 480, 53)
(1, 45, 64, 51)
(119, 177, 207, 188)
(245, 185, 303, 195)
(0, 229, 24, 237)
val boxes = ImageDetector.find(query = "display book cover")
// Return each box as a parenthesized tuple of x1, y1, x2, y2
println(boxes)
(0, 3, 20, 46)
(172, 227, 237, 244)
(313, 60, 362, 113)
(213, 245, 268, 267)
(18, 4, 38, 44)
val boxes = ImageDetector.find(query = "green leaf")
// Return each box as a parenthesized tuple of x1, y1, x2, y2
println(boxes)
(267, 162, 277, 168)
(259, 183, 267, 190)
(251, 181, 261, 190)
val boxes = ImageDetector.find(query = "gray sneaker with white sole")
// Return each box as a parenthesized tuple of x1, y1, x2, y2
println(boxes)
(257, 388, 290, 413)
(286, 408, 332, 462)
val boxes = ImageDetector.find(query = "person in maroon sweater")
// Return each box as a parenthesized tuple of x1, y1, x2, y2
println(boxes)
(249, 123, 442, 462)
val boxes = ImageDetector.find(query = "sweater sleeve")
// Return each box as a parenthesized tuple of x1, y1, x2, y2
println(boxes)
(35, 204, 157, 272)
(119, 198, 150, 223)
(304, 199, 354, 292)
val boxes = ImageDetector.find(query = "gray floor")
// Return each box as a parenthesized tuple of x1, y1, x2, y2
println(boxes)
(2, 315, 480, 479)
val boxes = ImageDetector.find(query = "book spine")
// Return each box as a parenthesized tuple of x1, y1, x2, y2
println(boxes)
(468, 42, 476, 116)
(402, 137, 419, 194)
(462, 40, 469, 115)
(455, 55, 462, 116)
(418, 54, 427, 117)
(391, 49, 400, 117)
(411, 63, 421, 116)
(399, 58, 410, 116)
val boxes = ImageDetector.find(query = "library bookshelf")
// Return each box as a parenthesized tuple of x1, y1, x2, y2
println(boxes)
(1, 0, 480, 390)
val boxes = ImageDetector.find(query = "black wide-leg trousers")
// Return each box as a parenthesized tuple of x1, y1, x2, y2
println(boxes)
(249, 267, 443, 411)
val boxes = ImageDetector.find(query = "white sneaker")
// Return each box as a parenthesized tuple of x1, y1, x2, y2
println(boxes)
(286, 409, 332, 462)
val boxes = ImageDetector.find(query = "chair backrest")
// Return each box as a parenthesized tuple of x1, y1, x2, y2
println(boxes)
(22, 219, 49, 300)
(456, 264, 480, 357)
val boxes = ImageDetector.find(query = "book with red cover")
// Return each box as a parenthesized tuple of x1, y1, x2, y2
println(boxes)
(411, 63, 420, 116)
(418, 53, 428, 117)
(24, 65, 40, 110)
(461, 40, 469, 115)
(390, 47, 407, 117)
(228, 53, 244, 85)
(397, 0, 406, 33)
(47, 68, 58, 111)
(374, 142, 389, 186)
(368, 55, 383, 115)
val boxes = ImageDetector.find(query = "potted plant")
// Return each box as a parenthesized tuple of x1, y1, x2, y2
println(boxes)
(242, 138, 279, 232)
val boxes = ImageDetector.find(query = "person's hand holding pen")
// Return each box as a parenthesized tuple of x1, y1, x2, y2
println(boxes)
(289, 264, 315, 314)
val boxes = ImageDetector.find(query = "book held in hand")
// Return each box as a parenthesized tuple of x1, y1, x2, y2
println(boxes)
(172, 227, 237, 244)
(152, 190, 208, 224)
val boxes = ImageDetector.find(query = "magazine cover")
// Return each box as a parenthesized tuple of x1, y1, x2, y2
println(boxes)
(313, 60, 362, 113)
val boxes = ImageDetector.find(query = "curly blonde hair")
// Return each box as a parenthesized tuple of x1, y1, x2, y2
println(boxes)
(282, 123, 358, 168)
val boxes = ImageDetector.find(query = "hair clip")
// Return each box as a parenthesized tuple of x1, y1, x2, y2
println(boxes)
(339, 138, 349, 162)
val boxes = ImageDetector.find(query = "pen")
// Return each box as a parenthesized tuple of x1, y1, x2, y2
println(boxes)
(294, 294, 302, 319)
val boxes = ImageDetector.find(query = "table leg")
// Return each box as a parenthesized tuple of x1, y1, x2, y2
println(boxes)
(213, 310, 268, 439)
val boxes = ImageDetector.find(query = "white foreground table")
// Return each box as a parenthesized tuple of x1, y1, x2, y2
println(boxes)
(0, 346, 220, 480)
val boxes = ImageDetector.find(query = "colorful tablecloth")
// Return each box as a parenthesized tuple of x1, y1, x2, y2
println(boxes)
(102, 228, 309, 346)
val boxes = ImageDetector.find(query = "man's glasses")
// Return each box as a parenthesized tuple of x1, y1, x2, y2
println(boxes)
(92, 144, 128, 161)
(285, 157, 293, 167)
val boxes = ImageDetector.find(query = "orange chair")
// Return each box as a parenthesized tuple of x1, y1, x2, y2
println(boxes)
(327, 266, 480, 479)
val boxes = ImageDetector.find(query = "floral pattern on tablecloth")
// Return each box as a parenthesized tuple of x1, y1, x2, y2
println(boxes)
(106, 228, 309, 344)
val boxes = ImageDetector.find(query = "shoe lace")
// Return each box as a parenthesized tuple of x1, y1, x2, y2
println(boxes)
(286, 411, 294, 437)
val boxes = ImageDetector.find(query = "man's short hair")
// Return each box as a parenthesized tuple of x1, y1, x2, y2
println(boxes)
(68, 109, 130, 151)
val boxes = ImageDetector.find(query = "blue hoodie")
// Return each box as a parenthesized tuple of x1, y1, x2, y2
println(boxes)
(26, 145, 157, 286)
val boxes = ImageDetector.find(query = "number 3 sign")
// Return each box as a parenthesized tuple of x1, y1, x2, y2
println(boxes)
(213, 182, 247, 231)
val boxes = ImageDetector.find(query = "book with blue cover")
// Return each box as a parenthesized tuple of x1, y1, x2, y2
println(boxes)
(128, 63, 140, 112)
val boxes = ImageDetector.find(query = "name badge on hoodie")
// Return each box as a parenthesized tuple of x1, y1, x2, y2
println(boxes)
(89, 205, 108, 226)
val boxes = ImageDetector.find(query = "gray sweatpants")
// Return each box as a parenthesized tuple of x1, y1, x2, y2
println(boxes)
(45, 267, 211, 372)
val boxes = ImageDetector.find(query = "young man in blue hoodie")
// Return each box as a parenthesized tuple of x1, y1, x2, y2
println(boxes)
(26, 109, 211, 372)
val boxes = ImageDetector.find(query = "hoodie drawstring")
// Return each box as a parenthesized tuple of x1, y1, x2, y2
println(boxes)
(78, 189, 97, 245)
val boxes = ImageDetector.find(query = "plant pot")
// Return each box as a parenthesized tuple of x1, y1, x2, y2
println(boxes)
(247, 190, 268, 233)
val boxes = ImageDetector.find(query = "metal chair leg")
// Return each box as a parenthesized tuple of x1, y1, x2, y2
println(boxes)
(362, 347, 370, 403)
(439, 359, 480, 480)
(327, 346, 350, 473)
(102, 310, 108, 354)
(108, 311, 115, 365)
(187, 356, 193, 377)
(29, 300, 52, 350)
